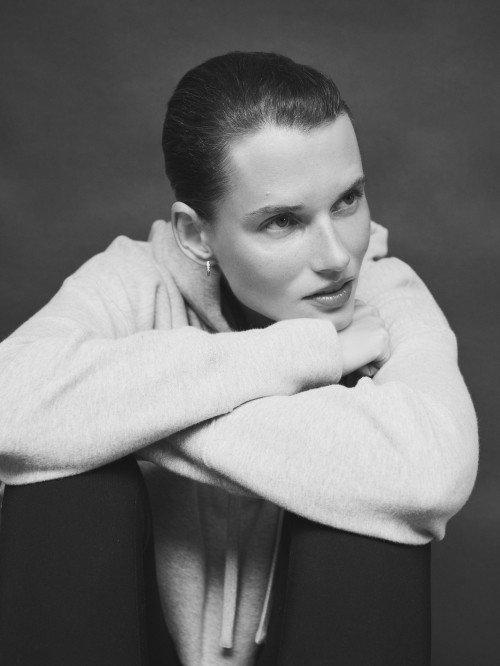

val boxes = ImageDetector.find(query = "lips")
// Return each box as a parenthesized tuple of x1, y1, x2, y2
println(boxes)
(307, 278, 353, 297)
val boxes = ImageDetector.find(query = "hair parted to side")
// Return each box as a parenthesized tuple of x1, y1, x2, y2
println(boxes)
(162, 51, 352, 222)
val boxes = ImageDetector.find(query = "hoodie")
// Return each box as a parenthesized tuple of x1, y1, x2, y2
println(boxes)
(0, 219, 479, 665)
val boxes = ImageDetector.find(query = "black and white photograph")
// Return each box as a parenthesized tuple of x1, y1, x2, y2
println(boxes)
(0, 1, 497, 664)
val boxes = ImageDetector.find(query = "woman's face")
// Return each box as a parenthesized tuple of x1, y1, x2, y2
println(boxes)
(205, 114, 371, 331)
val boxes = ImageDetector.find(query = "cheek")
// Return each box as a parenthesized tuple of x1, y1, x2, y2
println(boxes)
(355, 228, 371, 260)
(220, 241, 298, 302)
(341, 213, 371, 261)
(235, 253, 295, 297)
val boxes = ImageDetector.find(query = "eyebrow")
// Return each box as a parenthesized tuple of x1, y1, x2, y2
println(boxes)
(242, 175, 366, 224)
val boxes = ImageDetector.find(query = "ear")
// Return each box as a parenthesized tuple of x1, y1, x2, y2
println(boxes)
(171, 201, 214, 266)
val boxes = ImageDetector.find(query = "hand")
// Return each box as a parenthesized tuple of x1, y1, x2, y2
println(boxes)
(337, 299, 391, 378)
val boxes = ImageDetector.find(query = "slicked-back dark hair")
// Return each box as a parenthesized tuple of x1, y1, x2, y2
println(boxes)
(162, 51, 352, 222)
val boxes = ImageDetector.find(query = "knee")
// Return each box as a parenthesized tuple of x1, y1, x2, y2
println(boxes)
(1, 456, 150, 546)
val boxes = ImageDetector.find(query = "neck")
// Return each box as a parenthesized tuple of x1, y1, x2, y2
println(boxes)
(219, 273, 275, 331)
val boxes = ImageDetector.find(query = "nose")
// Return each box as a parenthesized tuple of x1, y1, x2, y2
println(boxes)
(309, 216, 351, 274)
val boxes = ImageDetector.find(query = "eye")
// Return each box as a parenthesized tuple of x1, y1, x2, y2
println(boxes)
(342, 191, 357, 206)
(263, 213, 299, 231)
(334, 188, 363, 213)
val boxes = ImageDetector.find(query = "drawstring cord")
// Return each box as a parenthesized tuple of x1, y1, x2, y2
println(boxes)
(219, 499, 285, 650)
(254, 507, 284, 645)
(219, 494, 240, 649)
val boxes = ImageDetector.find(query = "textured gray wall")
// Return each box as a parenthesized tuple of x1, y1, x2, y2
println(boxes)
(1, 1, 498, 663)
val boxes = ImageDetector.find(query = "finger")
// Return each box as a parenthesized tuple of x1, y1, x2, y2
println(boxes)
(377, 343, 392, 365)
(358, 363, 378, 378)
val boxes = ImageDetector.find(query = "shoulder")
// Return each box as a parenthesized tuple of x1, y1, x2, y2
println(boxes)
(67, 235, 159, 285)
(58, 233, 168, 332)
(61, 234, 167, 315)
(359, 220, 416, 288)
(358, 254, 452, 334)
(359, 220, 429, 293)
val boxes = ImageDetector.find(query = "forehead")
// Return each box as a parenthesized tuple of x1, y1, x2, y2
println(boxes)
(224, 116, 362, 212)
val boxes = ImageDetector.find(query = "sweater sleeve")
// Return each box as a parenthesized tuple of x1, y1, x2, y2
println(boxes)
(0, 238, 344, 484)
(140, 256, 479, 545)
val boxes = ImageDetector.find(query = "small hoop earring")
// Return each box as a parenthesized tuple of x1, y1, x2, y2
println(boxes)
(206, 260, 211, 277)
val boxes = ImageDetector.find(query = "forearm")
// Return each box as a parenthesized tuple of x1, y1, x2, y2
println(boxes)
(145, 376, 474, 545)
(0, 305, 342, 485)
(0, 219, 388, 485)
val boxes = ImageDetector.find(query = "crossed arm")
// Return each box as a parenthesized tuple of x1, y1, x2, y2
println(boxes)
(138, 255, 479, 545)
(0, 223, 478, 545)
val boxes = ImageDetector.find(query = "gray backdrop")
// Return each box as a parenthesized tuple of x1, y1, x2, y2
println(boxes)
(1, 1, 498, 664)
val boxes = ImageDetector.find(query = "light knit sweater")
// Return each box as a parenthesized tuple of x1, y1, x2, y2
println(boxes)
(0, 219, 478, 665)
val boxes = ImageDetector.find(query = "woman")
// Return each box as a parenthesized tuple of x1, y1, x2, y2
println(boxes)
(0, 52, 478, 665)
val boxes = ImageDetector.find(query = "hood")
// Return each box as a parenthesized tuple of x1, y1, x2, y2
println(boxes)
(146, 217, 388, 651)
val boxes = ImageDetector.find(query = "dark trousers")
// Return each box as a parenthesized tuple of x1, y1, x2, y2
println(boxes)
(0, 456, 430, 665)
